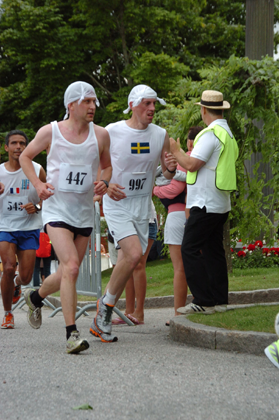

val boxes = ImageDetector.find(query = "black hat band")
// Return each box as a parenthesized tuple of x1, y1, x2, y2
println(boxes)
(200, 99, 223, 107)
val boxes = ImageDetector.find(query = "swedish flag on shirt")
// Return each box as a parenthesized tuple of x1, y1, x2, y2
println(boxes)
(131, 142, 150, 154)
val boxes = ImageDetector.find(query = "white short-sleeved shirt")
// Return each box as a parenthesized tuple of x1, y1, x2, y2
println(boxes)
(186, 119, 232, 213)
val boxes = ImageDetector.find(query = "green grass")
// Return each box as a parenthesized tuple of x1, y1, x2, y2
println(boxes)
(52, 258, 278, 302)
(188, 305, 279, 334)
(100, 259, 279, 297)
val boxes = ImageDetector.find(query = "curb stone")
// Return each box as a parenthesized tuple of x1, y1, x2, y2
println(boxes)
(47, 289, 279, 356)
(169, 316, 277, 355)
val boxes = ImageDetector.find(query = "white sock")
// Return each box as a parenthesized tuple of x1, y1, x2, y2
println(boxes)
(5, 310, 13, 316)
(14, 275, 18, 286)
(103, 290, 116, 306)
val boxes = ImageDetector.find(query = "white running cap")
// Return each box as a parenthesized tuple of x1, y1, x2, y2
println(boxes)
(123, 84, 166, 114)
(63, 81, 100, 120)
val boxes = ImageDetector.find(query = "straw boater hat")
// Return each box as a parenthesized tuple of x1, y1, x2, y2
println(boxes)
(195, 90, 230, 110)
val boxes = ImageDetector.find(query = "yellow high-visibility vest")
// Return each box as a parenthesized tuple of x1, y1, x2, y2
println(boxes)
(186, 125, 239, 191)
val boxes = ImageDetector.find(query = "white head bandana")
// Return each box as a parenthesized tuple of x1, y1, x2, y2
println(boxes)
(123, 84, 166, 114)
(63, 81, 100, 120)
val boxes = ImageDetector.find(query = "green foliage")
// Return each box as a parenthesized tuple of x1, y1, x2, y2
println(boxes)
(0, 0, 252, 130)
(130, 52, 189, 94)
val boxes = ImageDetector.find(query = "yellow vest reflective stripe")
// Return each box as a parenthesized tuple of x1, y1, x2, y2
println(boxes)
(186, 125, 239, 191)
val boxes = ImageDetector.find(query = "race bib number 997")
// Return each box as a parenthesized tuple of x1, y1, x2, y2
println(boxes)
(122, 171, 152, 197)
(58, 163, 92, 193)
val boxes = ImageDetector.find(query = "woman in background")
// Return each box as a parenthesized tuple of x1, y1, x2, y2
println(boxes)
(153, 126, 203, 324)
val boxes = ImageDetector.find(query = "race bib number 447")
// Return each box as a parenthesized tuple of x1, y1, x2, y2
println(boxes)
(58, 163, 92, 193)
(122, 171, 152, 197)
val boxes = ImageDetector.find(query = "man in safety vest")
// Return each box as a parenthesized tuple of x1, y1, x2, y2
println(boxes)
(170, 90, 238, 315)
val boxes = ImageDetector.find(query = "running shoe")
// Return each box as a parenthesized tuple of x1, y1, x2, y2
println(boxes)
(275, 312, 279, 338)
(1, 313, 14, 329)
(264, 340, 279, 369)
(177, 302, 215, 315)
(89, 321, 118, 343)
(66, 331, 89, 354)
(89, 296, 118, 342)
(13, 284, 22, 304)
(24, 288, 42, 329)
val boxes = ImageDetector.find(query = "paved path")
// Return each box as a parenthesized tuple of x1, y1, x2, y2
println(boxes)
(1, 297, 279, 420)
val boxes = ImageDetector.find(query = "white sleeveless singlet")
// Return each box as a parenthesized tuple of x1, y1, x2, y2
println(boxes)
(103, 121, 166, 220)
(42, 121, 99, 228)
(0, 161, 42, 232)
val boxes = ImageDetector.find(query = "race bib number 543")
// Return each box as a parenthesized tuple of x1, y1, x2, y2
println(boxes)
(58, 163, 92, 193)
(3, 196, 28, 216)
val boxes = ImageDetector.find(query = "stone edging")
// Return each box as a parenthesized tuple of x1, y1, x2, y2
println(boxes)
(169, 314, 277, 355)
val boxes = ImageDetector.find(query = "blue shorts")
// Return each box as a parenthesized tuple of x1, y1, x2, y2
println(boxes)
(148, 219, 158, 241)
(0, 229, 40, 251)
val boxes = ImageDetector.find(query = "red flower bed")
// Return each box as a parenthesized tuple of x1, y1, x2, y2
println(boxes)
(247, 244, 256, 251)
(255, 240, 263, 248)
(237, 250, 246, 257)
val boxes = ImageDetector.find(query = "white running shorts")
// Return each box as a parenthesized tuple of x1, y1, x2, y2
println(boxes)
(105, 212, 149, 254)
(164, 211, 186, 245)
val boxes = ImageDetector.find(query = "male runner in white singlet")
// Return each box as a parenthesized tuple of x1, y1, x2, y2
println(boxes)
(20, 81, 112, 354)
(0, 130, 45, 329)
(89, 84, 177, 342)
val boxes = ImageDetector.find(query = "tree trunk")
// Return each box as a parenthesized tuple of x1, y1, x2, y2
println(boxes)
(245, 0, 274, 59)
(245, 0, 274, 239)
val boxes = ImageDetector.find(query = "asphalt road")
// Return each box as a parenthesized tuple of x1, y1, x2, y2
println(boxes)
(1, 298, 279, 420)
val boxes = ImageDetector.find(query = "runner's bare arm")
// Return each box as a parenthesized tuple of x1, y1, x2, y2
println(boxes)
(94, 126, 112, 196)
(19, 125, 55, 200)
(0, 183, 4, 195)
(21, 166, 47, 214)
(160, 132, 177, 180)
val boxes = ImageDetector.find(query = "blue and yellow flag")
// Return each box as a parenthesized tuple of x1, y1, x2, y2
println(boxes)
(131, 142, 150, 154)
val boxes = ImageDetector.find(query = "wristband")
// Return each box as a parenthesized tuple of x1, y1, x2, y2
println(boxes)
(101, 180, 109, 188)
(166, 167, 176, 174)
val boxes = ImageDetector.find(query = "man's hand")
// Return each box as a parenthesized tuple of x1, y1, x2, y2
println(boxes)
(93, 195, 102, 206)
(107, 183, 126, 201)
(94, 181, 108, 196)
(21, 202, 38, 214)
(0, 182, 5, 195)
(35, 182, 54, 200)
(164, 152, 177, 172)
(169, 137, 181, 156)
